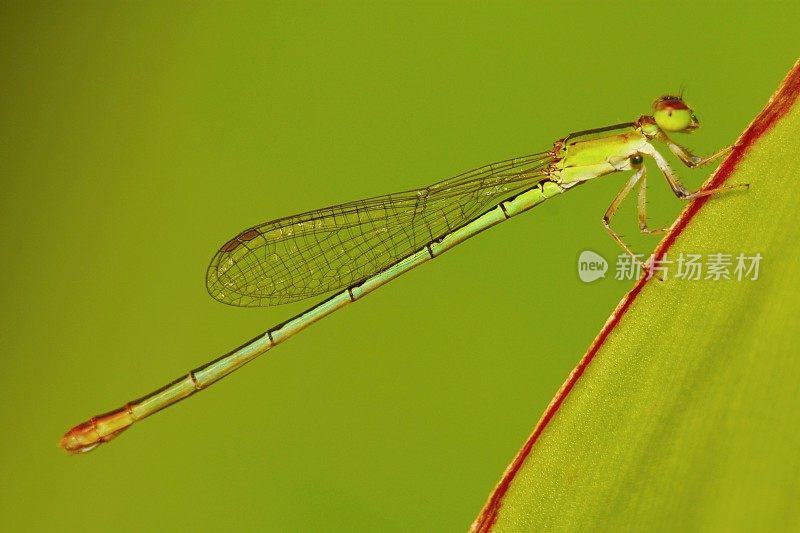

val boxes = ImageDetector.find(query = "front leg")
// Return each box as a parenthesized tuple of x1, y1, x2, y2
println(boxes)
(659, 132, 732, 168)
(639, 143, 748, 200)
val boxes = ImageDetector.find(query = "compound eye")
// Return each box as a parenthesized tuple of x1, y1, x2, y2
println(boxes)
(630, 154, 644, 165)
(655, 107, 693, 132)
(652, 96, 697, 132)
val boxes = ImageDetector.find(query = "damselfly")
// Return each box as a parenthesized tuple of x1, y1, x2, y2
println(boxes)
(61, 96, 743, 453)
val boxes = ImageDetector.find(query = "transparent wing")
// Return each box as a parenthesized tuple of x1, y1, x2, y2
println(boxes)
(207, 152, 554, 306)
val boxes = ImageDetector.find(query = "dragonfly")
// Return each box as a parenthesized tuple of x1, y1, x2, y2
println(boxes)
(61, 95, 744, 453)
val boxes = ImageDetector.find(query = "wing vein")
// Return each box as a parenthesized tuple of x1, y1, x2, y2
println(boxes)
(206, 152, 553, 306)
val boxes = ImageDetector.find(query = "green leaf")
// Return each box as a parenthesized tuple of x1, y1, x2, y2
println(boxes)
(473, 59, 800, 531)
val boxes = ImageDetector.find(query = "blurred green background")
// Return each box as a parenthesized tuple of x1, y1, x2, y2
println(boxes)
(0, 2, 797, 531)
